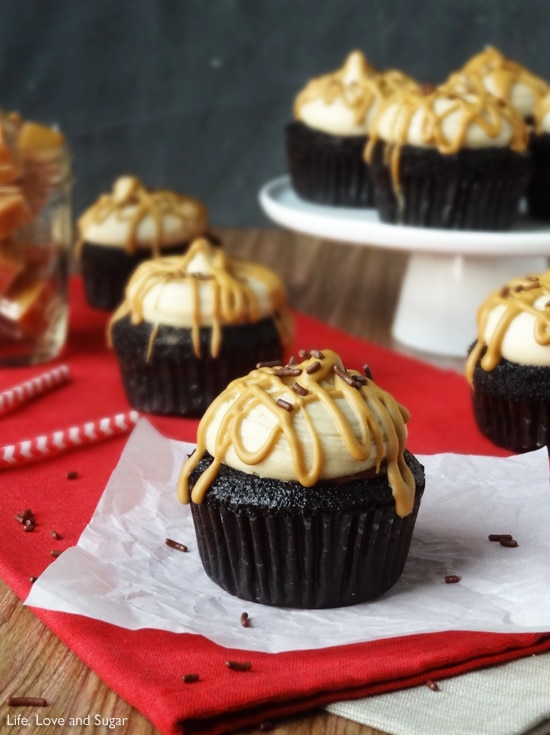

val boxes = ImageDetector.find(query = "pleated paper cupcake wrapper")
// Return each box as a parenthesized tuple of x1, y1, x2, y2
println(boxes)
(81, 241, 190, 311)
(369, 143, 532, 231)
(191, 490, 424, 609)
(526, 132, 550, 221)
(115, 330, 284, 418)
(286, 122, 374, 208)
(473, 389, 550, 453)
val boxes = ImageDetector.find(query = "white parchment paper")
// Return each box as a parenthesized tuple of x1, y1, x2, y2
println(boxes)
(25, 418, 550, 653)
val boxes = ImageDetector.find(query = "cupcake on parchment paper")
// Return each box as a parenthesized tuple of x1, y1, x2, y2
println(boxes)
(365, 79, 532, 230)
(109, 237, 293, 417)
(77, 175, 209, 311)
(451, 46, 550, 126)
(286, 50, 419, 207)
(466, 270, 550, 453)
(178, 349, 425, 609)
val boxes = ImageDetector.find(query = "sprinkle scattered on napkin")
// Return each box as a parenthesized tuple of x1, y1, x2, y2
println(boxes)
(25, 418, 550, 653)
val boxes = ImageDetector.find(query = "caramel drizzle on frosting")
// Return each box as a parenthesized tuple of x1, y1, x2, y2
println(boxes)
(365, 84, 528, 194)
(459, 46, 550, 114)
(294, 51, 387, 125)
(465, 272, 550, 383)
(108, 237, 293, 360)
(177, 349, 416, 518)
(77, 175, 207, 255)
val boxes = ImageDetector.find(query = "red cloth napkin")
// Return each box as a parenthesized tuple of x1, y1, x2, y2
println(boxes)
(1, 277, 548, 735)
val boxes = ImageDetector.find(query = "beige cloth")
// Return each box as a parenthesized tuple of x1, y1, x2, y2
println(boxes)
(326, 651, 550, 735)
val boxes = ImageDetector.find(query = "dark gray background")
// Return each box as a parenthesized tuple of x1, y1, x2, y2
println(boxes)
(2, 0, 549, 227)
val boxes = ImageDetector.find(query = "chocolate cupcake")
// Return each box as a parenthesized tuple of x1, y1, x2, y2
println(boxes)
(526, 92, 550, 220)
(366, 81, 531, 230)
(286, 50, 419, 207)
(466, 271, 550, 452)
(77, 176, 209, 311)
(178, 349, 425, 608)
(109, 237, 293, 417)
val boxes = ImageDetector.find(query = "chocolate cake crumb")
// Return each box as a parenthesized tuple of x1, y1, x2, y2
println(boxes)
(66, 471, 79, 480)
(226, 660, 252, 671)
(165, 538, 188, 553)
(425, 680, 440, 692)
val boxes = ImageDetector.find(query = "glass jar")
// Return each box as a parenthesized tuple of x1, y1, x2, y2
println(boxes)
(0, 127, 72, 366)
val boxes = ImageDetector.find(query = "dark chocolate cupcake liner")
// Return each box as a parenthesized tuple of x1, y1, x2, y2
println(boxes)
(81, 240, 192, 311)
(286, 121, 374, 207)
(526, 132, 550, 221)
(189, 452, 425, 608)
(471, 351, 550, 452)
(111, 315, 284, 417)
(369, 141, 532, 230)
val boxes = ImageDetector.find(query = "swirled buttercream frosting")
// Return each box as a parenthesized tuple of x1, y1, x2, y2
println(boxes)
(109, 237, 293, 359)
(178, 349, 416, 517)
(77, 175, 208, 253)
(293, 50, 418, 136)
(466, 271, 550, 382)
(454, 46, 550, 121)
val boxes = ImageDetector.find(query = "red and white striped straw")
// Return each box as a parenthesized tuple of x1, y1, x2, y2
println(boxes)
(0, 364, 71, 417)
(0, 409, 140, 469)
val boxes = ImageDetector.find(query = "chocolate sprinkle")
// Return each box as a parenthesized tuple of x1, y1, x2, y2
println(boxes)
(488, 533, 513, 542)
(256, 360, 282, 369)
(444, 575, 461, 584)
(425, 680, 440, 692)
(291, 382, 309, 396)
(275, 398, 293, 412)
(273, 366, 302, 377)
(7, 696, 48, 707)
(500, 538, 519, 548)
(240, 612, 251, 628)
(50, 530, 62, 540)
(225, 660, 252, 672)
(50, 550, 62, 558)
(333, 365, 358, 387)
(363, 364, 373, 379)
(66, 471, 79, 480)
(182, 673, 200, 684)
(305, 360, 321, 374)
(165, 538, 188, 553)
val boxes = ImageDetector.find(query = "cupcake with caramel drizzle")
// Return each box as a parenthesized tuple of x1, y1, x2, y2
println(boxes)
(365, 79, 532, 230)
(286, 50, 419, 207)
(452, 46, 550, 125)
(77, 175, 210, 311)
(109, 237, 293, 417)
(178, 349, 425, 608)
(467, 271, 550, 453)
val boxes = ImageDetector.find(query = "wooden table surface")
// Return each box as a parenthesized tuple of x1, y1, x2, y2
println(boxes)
(0, 227, 415, 735)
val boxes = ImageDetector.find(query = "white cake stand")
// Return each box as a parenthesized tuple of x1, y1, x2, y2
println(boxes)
(259, 175, 550, 358)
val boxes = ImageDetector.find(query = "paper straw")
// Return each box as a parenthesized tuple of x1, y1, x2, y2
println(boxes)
(0, 364, 71, 417)
(0, 409, 140, 469)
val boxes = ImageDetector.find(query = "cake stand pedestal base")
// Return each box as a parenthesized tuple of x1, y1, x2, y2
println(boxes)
(392, 252, 549, 358)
